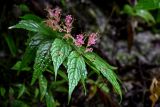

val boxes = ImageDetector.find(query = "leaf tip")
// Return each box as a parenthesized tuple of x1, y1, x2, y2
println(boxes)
(8, 26, 15, 29)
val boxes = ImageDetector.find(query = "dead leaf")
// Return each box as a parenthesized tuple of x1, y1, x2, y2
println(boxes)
(149, 78, 160, 107)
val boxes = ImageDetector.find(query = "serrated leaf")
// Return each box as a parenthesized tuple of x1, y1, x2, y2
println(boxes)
(51, 38, 72, 80)
(39, 75, 47, 100)
(21, 14, 43, 22)
(84, 52, 117, 70)
(31, 41, 52, 85)
(101, 68, 121, 96)
(84, 52, 121, 97)
(67, 51, 87, 102)
(20, 34, 46, 69)
(17, 84, 26, 99)
(45, 93, 56, 107)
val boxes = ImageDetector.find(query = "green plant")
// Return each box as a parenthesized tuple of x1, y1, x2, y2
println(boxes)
(123, 4, 156, 24)
(9, 7, 122, 106)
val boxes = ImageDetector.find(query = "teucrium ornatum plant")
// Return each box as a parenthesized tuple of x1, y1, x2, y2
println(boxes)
(9, 6, 122, 103)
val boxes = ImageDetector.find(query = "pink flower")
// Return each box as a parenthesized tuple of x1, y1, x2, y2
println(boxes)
(87, 33, 97, 47)
(65, 15, 73, 33)
(75, 34, 84, 47)
(47, 7, 61, 23)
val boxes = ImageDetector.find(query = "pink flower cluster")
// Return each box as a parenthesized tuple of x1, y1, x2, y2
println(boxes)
(87, 33, 97, 47)
(47, 7, 61, 24)
(46, 7, 73, 33)
(75, 34, 84, 47)
(65, 15, 73, 33)
(45, 7, 97, 52)
(74, 33, 97, 52)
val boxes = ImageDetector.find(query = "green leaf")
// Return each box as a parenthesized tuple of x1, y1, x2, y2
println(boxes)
(39, 75, 47, 100)
(9, 87, 14, 96)
(20, 34, 46, 70)
(19, 4, 30, 12)
(123, 4, 135, 16)
(12, 100, 29, 107)
(97, 83, 109, 94)
(67, 51, 87, 102)
(31, 41, 52, 85)
(9, 20, 61, 37)
(135, 9, 155, 23)
(84, 52, 117, 70)
(0, 87, 6, 97)
(3, 34, 17, 57)
(101, 69, 121, 96)
(34, 88, 39, 98)
(51, 38, 72, 80)
(9, 20, 41, 32)
(135, 0, 160, 10)
(45, 93, 56, 107)
(84, 52, 121, 97)
(12, 61, 31, 71)
(17, 84, 26, 99)
(21, 14, 43, 22)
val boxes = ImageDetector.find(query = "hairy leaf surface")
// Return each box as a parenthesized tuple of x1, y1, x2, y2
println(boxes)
(31, 41, 52, 85)
(20, 34, 46, 69)
(51, 38, 72, 80)
(67, 51, 87, 101)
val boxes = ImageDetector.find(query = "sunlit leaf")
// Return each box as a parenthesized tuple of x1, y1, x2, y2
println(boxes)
(9, 20, 41, 32)
(9, 20, 58, 36)
(51, 38, 72, 80)
(67, 51, 87, 102)
(31, 41, 52, 85)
